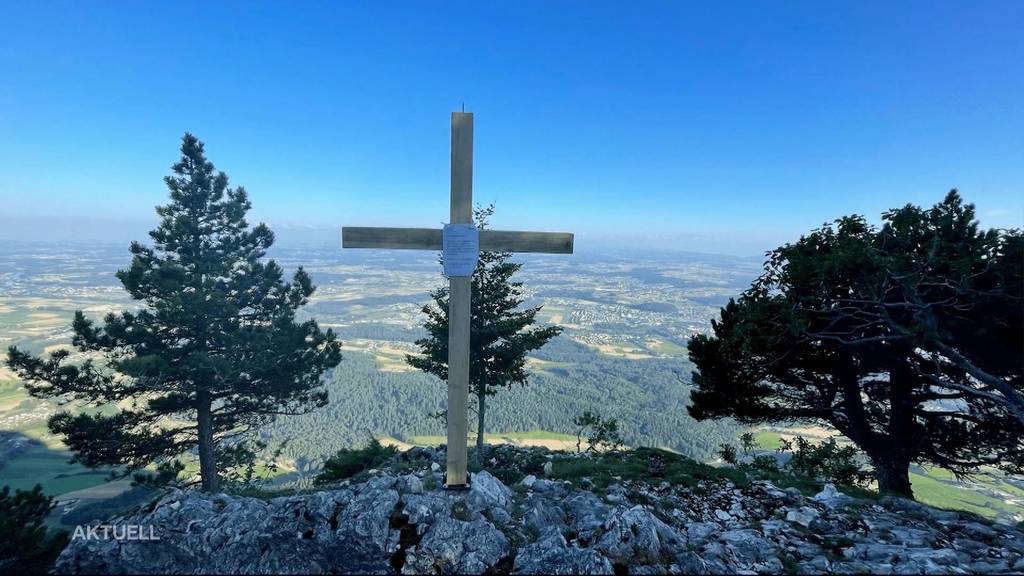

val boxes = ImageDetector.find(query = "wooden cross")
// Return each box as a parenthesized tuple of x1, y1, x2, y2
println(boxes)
(342, 112, 573, 488)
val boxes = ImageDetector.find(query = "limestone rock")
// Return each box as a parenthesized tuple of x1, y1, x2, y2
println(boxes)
(467, 470, 513, 512)
(785, 506, 819, 527)
(50, 445, 1024, 575)
(514, 528, 614, 575)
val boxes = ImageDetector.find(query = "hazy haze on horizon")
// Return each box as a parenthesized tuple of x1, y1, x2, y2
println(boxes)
(1, 1, 1022, 255)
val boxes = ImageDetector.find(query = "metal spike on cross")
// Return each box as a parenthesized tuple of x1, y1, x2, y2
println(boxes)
(342, 111, 574, 488)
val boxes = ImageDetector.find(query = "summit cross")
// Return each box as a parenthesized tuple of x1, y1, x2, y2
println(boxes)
(342, 112, 574, 488)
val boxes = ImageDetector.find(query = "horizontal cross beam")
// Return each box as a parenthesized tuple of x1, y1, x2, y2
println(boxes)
(342, 227, 574, 254)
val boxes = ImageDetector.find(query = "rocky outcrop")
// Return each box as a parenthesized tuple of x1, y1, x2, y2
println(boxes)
(54, 447, 1024, 574)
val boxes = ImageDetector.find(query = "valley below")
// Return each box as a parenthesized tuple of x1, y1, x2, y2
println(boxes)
(1, 240, 1021, 528)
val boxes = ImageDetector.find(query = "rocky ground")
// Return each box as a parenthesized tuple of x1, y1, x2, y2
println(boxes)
(55, 445, 1024, 574)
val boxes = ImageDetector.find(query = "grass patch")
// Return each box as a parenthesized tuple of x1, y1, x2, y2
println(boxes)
(754, 431, 783, 450)
(910, 471, 1017, 520)
(549, 447, 748, 491)
(0, 443, 111, 496)
(315, 438, 398, 484)
(647, 339, 688, 356)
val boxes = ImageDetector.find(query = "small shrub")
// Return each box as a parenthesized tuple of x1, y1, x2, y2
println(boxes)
(739, 432, 757, 454)
(718, 443, 738, 465)
(786, 436, 872, 487)
(573, 411, 624, 453)
(747, 454, 780, 474)
(451, 500, 473, 521)
(315, 437, 398, 484)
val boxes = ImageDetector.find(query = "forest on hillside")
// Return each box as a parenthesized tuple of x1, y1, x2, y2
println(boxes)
(261, 334, 739, 469)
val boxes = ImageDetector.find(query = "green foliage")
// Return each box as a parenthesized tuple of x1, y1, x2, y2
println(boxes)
(406, 205, 563, 463)
(572, 410, 624, 453)
(261, 344, 739, 465)
(739, 432, 757, 454)
(315, 437, 398, 484)
(0, 484, 68, 574)
(718, 443, 738, 465)
(132, 460, 186, 488)
(688, 191, 1024, 497)
(219, 439, 288, 491)
(5, 134, 342, 491)
(549, 447, 748, 491)
(785, 437, 872, 488)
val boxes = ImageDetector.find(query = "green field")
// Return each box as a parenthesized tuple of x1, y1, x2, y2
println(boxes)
(754, 431, 784, 449)
(0, 442, 112, 495)
(408, 428, 578, 447)
(745, 429, 1023, 521)
(647, 339, 688, 356)
(910, 467, 1024, 520)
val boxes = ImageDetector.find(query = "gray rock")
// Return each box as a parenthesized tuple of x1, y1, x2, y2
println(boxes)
(841, 543, 905, 562)
(605, 483, 628, 504)
(966, 560, 1009, 572)
(47, 444, 1024, 575)
(719, 529, 775, 563)
(562, 491, 612, 545)
(785, 506, 819, 527)
(55, 489, 394, 574)
(402, 492, 452, 528)
(402, 514, 509, 574)
(755, 480, 787, 500)
(513, 528, 614, 574)
(759, 519, 787, 537)
(812, 483, 852, 508)
(960, 521, 998, 539)
(467, 471, 513, 512)
(595, 505, 686, 566)
(531, 478, 567, 496)
(523, 493, 567, 533)
(796, 555, 831, 574)
(885, 526, 932, 547)
(687, 521, 719, 543)
(401, 473, 424, 494)
(906, 547, 960, 567)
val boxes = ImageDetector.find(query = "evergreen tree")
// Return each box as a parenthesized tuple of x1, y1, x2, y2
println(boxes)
(688, 191, 1023, 496)
(6, 134, 342, 492)
(0, 484, 67, 574)
(406, 205, 562, 465)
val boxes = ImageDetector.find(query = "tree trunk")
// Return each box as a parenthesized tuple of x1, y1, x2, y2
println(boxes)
(475, 389, 486, 468)
(873, 362, 915, 498)
(871, 452, 913, 497)
(197, 389, 220, 493)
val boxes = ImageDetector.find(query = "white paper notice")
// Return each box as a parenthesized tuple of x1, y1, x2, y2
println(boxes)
(443, 223, 480, 277)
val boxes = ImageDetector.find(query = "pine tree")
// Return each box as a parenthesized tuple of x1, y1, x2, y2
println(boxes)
(6, 134, 342, 492)
(688, 191, 1023, 496)
(0, 484, 67, 574)
(406, 205, 562, 465)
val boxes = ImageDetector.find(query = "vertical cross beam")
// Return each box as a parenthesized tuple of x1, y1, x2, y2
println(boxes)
(446, 112, 473, 488)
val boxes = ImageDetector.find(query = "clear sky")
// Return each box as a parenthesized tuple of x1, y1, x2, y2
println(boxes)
(1, 1, 1021, 254)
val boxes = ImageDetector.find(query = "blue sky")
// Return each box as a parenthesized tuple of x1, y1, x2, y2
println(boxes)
(1, 1, 1021, 254)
